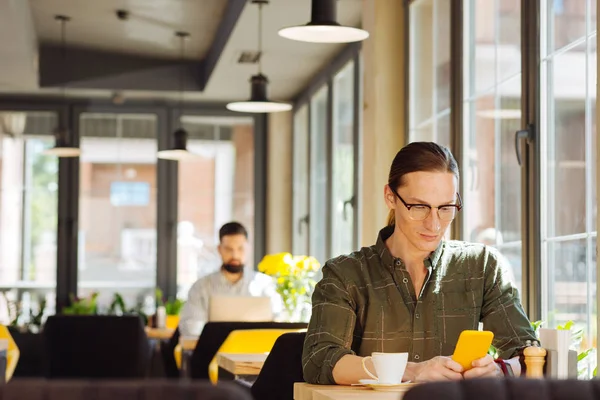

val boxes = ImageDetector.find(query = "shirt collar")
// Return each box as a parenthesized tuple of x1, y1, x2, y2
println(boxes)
(375, 225, 444, 269)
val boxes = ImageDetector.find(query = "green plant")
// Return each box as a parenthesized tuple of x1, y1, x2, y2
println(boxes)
(165, 299, 184, 316)
(154, 287, 183, 316)
(2, 292, 47, 333)
(107, 292, 149, 325)
(62, 293, 98, 315)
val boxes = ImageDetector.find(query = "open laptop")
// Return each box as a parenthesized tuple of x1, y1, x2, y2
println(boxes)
(208, 295, 274, 322)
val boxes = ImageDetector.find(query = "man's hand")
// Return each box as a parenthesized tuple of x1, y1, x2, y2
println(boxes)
(462, 355, 503, 379)
(413, 356, 464, 382)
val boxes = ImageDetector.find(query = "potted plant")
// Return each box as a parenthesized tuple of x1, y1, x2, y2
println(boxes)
(258, 253, 321, 322)
(154, 288, 183, 329)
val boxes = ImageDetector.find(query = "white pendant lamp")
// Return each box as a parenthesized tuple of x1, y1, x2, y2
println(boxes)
(43, 15, 81, 158)
(226, 0, 292, 113)
(278, 0, 369, 44)
(157, 32, 199, 161)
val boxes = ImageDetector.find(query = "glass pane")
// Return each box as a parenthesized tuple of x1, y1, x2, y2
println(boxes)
(78, 113, 157, 311)
(591, 0, 597, 33)
(464, 74, 522, 293)
(546, 46, 587, 237)
(409, 0, 434, 126)
(591, 39, 597, 231)
(310, 86, 329, 264)
(293, 105, 310, 256)
(545, 239, 588, 332)
(551, 0, 587, 52)
(410, 123, 434, 143)
(436, 113, 451, 149)
(435, 0, 451, 112)
(473, 0, 521, 94)
(495, 244, 523, 297)
(332, 62, 355, 257)
(0, 111, 58, 324)
(177, 117, 254, 298)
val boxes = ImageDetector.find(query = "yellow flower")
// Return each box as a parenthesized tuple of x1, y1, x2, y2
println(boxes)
(277, 277, 286, 285)
(258, 253, 291, 276)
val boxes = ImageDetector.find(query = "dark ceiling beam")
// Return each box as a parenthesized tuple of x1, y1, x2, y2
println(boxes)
(39, 44, 202, 91)
(38, 0, 248, 93)
(200, 0, 247, 90)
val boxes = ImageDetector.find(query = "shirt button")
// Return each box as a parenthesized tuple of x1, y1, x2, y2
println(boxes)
(402, 278, 409, 283)
(414, 354, 420, 360)
(415, 313, 420, 319)
(395, 260, 401, 266)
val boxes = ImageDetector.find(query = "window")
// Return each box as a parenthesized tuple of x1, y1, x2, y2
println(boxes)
(541, 0, 597, 377)
(0, 111, 58, 321)
(331, 61, 356, 256)
(176, 116, 255, 298)
(462, 0, 523, 294)
(78, 113, 157, 310)
(409, 0, 451, 146)
(309, 87, 329, 264)
(110, 182, 150, 206)
(293, 105, 310, 256)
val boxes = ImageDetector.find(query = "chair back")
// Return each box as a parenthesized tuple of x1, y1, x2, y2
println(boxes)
(403, 378, 600, 400)
(189, 321, 307, 380)
(208, 328, 305, 383)
(0, 325, 20, 382)
(251, 332, 306, 400)
(0, 379, 252, 400)
(159, 327, 180, 378)
(43, 315, 151, 379)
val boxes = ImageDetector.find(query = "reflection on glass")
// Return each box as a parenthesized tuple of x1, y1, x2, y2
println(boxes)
(78, 113, 157, 311)
(332, 62, 355, 257)
(310, 87, 329, 264)
(0, 111, 58, 321)
(546, 48, 587, 237)
(177, 117, 255, 298)
(293, 106, 310, 256)
(551, 0, 587, 52)
(542, 0, 597, 378)
(464, 1, 522, 295)
(409, 0, 451, 143)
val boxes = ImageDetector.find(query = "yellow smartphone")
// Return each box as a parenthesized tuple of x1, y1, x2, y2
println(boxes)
(451, 330, 494, 371)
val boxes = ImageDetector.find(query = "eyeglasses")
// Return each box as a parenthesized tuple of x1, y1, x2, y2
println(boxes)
(391, 188, 463, 222)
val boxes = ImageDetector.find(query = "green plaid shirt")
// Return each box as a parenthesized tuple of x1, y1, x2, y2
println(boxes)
(302, 226, 536, 385)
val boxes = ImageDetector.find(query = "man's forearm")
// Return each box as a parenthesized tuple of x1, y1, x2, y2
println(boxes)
(331, 354, 376, 385)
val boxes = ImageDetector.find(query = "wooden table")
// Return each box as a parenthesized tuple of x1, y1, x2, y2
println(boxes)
(294, 382, 415, 400)
(145, 327, 175, 340)
(217, 353, 268, 376)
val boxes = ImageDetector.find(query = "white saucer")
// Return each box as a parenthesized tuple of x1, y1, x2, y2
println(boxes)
(357, 379, 417, 392)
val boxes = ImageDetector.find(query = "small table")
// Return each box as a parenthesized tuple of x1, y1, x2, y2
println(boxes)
(294, 382, 413, 400)
(145, 327, 175, 340)
(217, 353, 268, 382)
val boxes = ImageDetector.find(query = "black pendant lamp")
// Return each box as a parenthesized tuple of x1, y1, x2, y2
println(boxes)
(226, 0, 291, 113)
(157, 32, 197, 161)
(278, 0, 369, 43)
(43, 15, 81, 157)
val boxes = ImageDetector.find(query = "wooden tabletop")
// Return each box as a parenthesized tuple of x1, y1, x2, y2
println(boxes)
(217, 353, 268, 376)
(179, 337, 198, 351)
(145, 327, 175, 340)
(294, 382, 415, 400)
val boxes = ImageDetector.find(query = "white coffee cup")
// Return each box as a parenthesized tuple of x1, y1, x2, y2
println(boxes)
(361, 352, 408, 384)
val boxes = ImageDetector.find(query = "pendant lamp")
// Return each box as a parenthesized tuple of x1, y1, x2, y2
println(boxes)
(226, 0, 292, 113)
(43, 15, 81, 157)
(157, 32, 197, 161)
(278, 0, 369, 44)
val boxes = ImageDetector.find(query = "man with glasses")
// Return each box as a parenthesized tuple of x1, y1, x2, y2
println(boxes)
(302, 142, 536, 385)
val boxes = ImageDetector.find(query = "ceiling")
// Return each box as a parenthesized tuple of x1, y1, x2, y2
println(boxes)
(0, 0, 363, 103)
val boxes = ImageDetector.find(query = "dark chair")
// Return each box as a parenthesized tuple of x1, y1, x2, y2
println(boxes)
(190, 322, 307, 380)
(7, 328, 44, 377)
(43, 315, 151, 379)
(250, 332, 306, 400)
(1, 379, 252, 400)
(403, 378, 600, 400)
(159, 327, 180, 378)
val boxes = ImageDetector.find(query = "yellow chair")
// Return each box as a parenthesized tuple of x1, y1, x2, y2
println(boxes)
(0, 325, 20, 382)
(208, 328, 305, 384)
